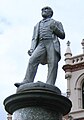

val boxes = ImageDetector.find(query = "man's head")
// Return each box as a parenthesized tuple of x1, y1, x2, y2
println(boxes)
(41, 6, 53, 18)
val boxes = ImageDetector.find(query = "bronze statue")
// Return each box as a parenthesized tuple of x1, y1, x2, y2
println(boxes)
(15, 6, 65, 87)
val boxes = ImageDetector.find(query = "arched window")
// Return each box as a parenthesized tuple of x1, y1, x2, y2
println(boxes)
(75, 74, 84, 109)
(82, 82, 84, 109)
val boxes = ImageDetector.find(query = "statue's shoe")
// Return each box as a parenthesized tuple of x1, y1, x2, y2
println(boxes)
(14, 82, 25, 87)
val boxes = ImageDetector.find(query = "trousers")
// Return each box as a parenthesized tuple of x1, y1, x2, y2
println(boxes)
(24, 39, 59, 85)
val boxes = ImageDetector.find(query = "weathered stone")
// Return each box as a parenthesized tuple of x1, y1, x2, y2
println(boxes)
(12, 107, 62, 120)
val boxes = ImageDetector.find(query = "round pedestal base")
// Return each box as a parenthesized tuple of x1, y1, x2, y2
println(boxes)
(4, 82, 72, 120)
(13, 107, 62, 120)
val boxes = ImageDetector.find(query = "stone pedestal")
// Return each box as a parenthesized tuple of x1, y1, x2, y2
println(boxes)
(4, 82, 72, 120)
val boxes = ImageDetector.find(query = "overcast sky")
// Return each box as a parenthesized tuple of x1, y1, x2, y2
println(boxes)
(0, 0, 84, 119)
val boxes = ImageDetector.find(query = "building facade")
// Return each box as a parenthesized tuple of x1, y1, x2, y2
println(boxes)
(63, 39, 84, 120)
(7, 114, 12, 120)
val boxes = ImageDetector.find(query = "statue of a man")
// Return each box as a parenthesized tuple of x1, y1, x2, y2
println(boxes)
(15, 6, 65, 87)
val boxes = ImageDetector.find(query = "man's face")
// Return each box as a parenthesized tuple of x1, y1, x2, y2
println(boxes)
(41, 7, 51, 18)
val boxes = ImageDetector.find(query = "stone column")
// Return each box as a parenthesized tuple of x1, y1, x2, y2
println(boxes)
(4, 82, 72, 120)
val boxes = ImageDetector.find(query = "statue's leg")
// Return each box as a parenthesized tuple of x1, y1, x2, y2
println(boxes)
(45, 40, 59, 85)
(14, 41, 46, 87)
(24, 41, 46, 83)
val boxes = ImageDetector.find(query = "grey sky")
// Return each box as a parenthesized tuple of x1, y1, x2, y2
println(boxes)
(0, 0, 84, 119)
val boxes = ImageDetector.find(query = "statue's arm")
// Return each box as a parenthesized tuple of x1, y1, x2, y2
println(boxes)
(50, 21, 65, 39)
(28, 26, 37, 56)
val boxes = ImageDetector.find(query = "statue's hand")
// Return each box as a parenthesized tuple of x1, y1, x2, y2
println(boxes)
(50, 22, 58, 34)
(50, 21, 58, 33)
(28, 49, 33, 56)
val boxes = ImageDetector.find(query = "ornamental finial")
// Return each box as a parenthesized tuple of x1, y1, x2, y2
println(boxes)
(67, 41, 70, 46)
(81, 39, 84, 54)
